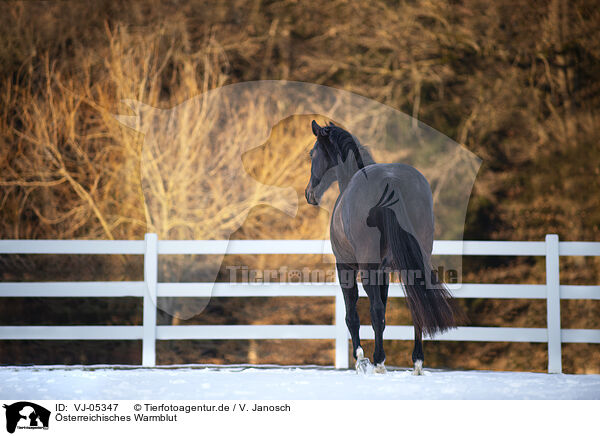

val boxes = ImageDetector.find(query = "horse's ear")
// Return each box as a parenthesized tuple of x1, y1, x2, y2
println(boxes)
(311, 120, 321, 136)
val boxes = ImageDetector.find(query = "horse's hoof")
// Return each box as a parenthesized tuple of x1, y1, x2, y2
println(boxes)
(355, 347, 373, 374)
(373, 363, 387, 374)
(412, 360, 424, 376)
(356, 358, 373, 375)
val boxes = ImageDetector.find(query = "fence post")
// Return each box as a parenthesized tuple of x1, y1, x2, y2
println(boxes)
(335, 291, 349, 369)
(143, 233, 158, 366)
(545, 234, 562, 373)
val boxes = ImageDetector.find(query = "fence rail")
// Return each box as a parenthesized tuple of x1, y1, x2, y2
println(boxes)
(1, 234, 600, 373)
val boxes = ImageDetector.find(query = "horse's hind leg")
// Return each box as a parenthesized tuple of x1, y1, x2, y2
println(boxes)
(336, 264, 363, 364)
(361, 266, 387, 373)
(373, 276, 389, 373)
(412, 325, 424, 375)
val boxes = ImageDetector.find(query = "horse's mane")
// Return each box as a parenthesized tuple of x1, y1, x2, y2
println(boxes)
(327, 124, 375, 169)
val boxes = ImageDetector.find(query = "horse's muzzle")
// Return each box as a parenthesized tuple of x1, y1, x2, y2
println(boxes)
(305, 188, 318, 206)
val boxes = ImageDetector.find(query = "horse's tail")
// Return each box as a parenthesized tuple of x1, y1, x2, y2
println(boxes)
(381, 209, 462, 337)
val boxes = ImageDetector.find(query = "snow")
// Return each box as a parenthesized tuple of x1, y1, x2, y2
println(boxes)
(1, 365, 599, 400)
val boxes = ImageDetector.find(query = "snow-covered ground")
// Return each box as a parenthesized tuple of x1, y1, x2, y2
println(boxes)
(1, 365, 599, 400)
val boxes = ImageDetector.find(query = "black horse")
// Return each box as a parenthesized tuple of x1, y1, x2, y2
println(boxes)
(305, 120, 462, 374)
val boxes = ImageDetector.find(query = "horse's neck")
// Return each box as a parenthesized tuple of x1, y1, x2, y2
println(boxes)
(335, 166, 356, 193)
(335, 148, 374, 194)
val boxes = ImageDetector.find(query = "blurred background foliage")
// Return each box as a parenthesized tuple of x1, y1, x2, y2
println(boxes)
(0, 0, 599, 373)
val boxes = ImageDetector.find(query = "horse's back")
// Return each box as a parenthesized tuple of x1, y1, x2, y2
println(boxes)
(351, 163, 431, 196)
(335, 163, 434, 265)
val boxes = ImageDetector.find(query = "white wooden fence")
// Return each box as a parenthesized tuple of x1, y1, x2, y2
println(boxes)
(1, 234, 599, 373)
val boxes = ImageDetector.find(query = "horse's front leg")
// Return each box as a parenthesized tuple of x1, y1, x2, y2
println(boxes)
(361, 266, 387, 374)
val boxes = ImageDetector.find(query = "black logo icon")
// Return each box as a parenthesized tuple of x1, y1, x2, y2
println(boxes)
(3, 402, 50, 434)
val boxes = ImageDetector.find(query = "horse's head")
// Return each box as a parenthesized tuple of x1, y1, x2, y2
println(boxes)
(305, 120, 337, 205)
